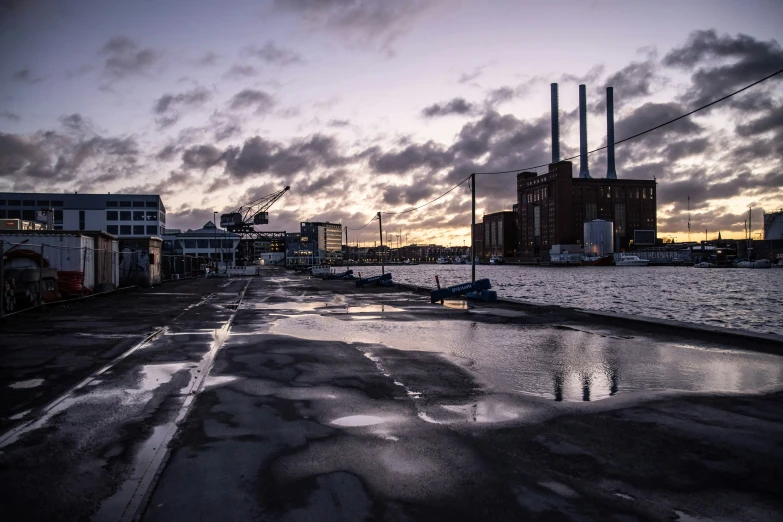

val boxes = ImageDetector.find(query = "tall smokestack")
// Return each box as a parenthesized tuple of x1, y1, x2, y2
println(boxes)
(606, 86, 617, 179)
(551, 83, 559, 163)
(578, 84, 591, 178)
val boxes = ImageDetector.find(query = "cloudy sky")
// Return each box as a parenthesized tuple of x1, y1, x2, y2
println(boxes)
(1, 0, 782, 244)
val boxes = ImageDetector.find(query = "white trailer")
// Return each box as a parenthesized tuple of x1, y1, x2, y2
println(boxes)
(0, 233, 96, 291)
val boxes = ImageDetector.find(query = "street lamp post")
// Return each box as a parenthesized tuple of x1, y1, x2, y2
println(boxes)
(213, 211, 217, 270)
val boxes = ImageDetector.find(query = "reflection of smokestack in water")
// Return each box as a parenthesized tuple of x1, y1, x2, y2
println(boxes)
(551, 83, 560, 163)
(606, 86, 617, 179)
(578, 84, 591, 178)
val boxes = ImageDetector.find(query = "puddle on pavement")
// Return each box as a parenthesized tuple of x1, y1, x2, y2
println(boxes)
(137, 363, 192, 392)
(271, 314, 783, 402)
(9, 410, 31, 420)
(331, 415, 385, 427)
(204, 375, 240, 388)
(443, 300, 469, 310)
(9, 379, 45, 389)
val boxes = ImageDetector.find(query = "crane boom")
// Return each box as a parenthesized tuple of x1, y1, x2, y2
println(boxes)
(220, 185, 290, 233)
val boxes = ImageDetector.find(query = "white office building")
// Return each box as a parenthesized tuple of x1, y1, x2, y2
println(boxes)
(0, 192, 166, 238)
(170, 221, 241, 265)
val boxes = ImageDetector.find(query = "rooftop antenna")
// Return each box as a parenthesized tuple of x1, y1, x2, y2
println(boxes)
(687, 195, 691, 242)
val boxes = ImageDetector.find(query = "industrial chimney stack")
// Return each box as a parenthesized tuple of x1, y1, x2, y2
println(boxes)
(551, 83, 560, 163)
(606, 86, 617, 179)
(578, 84, 590, 178)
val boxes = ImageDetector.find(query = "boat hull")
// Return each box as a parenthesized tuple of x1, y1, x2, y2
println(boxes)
(581, 255, 613, 266)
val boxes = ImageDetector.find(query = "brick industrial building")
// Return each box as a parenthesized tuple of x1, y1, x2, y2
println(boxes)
(517, 161, 656, 259)
(514, 84, 657, 260)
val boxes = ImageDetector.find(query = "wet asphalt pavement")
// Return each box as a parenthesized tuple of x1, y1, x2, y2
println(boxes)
(1, 269, 783, 521)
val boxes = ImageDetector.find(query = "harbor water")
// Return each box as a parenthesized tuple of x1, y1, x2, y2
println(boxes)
(339, 264, 783, 336)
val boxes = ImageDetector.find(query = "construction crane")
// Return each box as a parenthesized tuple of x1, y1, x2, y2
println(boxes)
(220, 185, 290, 236)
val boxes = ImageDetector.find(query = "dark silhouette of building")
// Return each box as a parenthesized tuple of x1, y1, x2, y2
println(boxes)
(483, 211, 518, 258)
(517, 161, 656, 259)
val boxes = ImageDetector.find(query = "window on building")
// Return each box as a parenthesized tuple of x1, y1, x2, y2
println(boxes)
(0, 210, 5, 218)
(133, 201, 144, 207)
(146, 225, 158, 235)
(119, 201, 131, 207)
(54, 210, 63, 222)
(54, 225, 63, 230)
(159, 212, 165, 224)
(79, 210, 85, 230)
(37, 200, 50, 206)
(8, 200, 21, 205)
(533, 206, 541, 237)
(146, 211, 157, 221)
(120, 225, 131, 235)
(23, 199, 35, 206)
(184, 239, 196, 248)
(119, 211, 131, 220)
(133, 225, 144, 235)
(585, 203, 597, 221)
(498, 220, 504, 248)
(146, 201, 158, 208)
(197, 239, 209, 248)
(106, 201, 118, 207)
(133, 211, 145, 221)
(107, 225, 118, 235)
(9, 209, 21, 218)
(107, 211, 118, 221)
(0, 200, 5, 205)
(22, 209, 35, 220)
(614, 203, 626, 237)
(484, 222, 490, 248)
(51, 200, 63, 206)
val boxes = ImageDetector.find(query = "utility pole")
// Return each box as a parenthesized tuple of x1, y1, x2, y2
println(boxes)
(377, 212, 384, 275)
(471, 173, 476, 283)
(213, 211, 217, 270)
(687, 195, 691, 242)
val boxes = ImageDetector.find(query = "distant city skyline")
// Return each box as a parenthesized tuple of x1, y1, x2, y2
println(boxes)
(1, 0, 782, 244)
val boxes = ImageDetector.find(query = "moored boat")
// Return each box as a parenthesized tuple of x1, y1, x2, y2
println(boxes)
(435, 257, 450, 264)
(615, 254, 649, 266)
(489, 255, 504, 265)
(736, 259, 772, 269)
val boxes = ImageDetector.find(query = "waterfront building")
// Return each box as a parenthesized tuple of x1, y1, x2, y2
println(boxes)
(171, 221, 240, 265)
(483, 211, 518, 258)
(299, 221, 343, 263)
(0, 192, 166, 238)
(516, 161, 656, 260)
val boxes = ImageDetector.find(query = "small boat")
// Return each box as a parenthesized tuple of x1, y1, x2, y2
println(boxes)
(403, 259, 419, 265)
(435, 257, 451, 264)
(581, 254, 613, 266)
(694, 261, 717, 268)
(310, 266, 332, 276)
(615, 254, 649, 266)
(489, 255, 504, 265)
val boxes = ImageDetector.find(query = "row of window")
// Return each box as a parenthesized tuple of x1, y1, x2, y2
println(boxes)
(106, 201, 159, 208)
(0, 199, 65, 207)
(107, 211, 161, 222)
(106, 225, 162, 236)
(181, 239, 235, 249)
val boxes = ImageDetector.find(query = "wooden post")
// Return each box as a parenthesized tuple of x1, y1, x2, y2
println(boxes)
(435, 275, 443, 304)
(378, 212, 384, 275)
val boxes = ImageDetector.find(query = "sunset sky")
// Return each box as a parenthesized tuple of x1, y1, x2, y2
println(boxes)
(1, 0, 782, 245)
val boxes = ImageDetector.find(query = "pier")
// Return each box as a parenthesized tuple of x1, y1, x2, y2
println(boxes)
(1, 268, 782, 521)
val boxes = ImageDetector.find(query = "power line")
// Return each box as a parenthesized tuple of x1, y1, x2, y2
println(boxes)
(473, 66, 783, 175)
(345, 215, 377, 230)
(371, 67, 783, 220)
(382, 175, 472, 215)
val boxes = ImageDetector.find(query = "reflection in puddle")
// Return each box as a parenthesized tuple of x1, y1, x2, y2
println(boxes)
(332, 415, 385, 427)
(443, 300, 469, 310)
(9, 379, 45, 389)
(272, 314, 783, 402)
(9, 410, 31, 420)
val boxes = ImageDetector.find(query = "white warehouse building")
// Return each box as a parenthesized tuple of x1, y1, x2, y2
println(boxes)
(0, 192, 166, 239)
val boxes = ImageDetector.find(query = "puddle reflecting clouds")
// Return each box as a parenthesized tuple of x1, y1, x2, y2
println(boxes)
(272, 314, 783, 401)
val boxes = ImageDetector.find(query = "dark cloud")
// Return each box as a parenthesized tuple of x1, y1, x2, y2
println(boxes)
(662, 137, 711, 162)
(153, 87, 211, 128)
(272, 0, 440, 56)
(735, 105, 783, 137)
(614, 102, 702, 147)
(10, 68, 41, 83)
(243, 41, 303, 66)
(663, 30, 783, 106)
(223, 133, 348, 179)
(0, 130, 139, 190)
(156, 144, 179, 161)
(458, 66, 485, 84)
(602, 59, 659, 104)
(421, 98, 474, 118)
(0, 111, 20, 122)
(367, 141, 452, 174)
(484, 87, 514, 106)
(229, 89, 275, 113)
(100, 36, 160, 79)
(181, 144, 227, 170)
(561, 65, 605, 85)
(59, 113, 92, 133)
(327, 118, 351, 127)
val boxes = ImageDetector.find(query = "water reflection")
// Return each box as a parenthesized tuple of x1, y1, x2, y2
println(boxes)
(271, 315, 783, 402)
